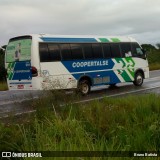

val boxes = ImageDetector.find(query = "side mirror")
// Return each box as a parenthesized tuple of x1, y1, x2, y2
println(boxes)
(142, 49, 148, 59)
(142, 49, 147, 55)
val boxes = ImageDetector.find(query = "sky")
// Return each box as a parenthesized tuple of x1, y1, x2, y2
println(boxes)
(0, 0, 160, 46)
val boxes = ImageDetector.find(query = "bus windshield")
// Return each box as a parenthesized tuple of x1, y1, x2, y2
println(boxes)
(6, 38, 32, 62)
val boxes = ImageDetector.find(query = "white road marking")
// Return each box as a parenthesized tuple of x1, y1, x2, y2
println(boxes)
(0, 96, 39, 105)
(0, 110, 36, 119)
(73, 84, 160, 104)
(144, 76, 160, 82)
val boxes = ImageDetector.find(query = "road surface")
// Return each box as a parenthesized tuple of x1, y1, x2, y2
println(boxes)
(0, 70, 160, 118)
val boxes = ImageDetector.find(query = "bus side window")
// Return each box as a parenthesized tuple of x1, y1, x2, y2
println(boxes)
(110, 43, 121, 58)
(60, 44, 72, 61)
(70, 44, 84, 60)
(102, 44, 112, 59)
(39, 43, 49, 62)
(120, 43, 132, 58)
(132, 43, 144, 58)
(83, 44, 93, 59)
(48, 44, 61, 61)
(92, 44, 103, 59)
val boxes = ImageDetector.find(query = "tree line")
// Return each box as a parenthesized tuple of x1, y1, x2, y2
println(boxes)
(141, 43, 160, 50)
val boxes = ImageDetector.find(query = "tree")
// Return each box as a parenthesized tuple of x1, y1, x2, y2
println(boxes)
(156, 43, 160, 49)
(0, 45, 7, 81)
(141, 44, 156, 51)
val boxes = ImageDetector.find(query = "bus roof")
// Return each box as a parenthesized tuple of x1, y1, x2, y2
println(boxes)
(9, 34, 137, 43)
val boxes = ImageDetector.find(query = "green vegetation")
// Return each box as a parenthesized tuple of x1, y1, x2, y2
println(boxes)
(0, 81, 8, 91)
(0, 46, 7, 90)
(0, 93, 159, 160)
(149, 63, 160, 71)
(147, 50, 160, 70)
(141, 44, 160, 70)
(0, 46, 6, 82)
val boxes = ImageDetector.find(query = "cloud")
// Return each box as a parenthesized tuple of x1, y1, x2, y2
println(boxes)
(0, 0, 160, 45)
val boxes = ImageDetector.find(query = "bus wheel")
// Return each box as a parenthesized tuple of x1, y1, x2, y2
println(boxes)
(78, 80, 91, 95)
(133, 72, 143, 86)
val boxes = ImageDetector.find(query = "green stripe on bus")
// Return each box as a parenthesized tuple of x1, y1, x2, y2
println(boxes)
(8, 72, 13, 80)
(115, 58, 126, 68)
(99, 38, 110, 42)
(8, 63, 12, 69)
(7, 62, 15, 80)
(11, 62, 15, 68)
(125, 57, 135, 67)
(118, 70, 132, 82)
(127, 68, 134, 79)
(111, 38, 121, 42)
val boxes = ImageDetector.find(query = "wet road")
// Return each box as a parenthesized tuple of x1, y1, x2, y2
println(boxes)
(0, 70, 160, 118)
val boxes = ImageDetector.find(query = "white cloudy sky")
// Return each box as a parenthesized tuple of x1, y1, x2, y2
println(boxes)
(0, 0, 160, 46)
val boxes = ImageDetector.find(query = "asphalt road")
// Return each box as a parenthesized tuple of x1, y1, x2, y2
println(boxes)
(0, 70, 160, 118)
(81, 69, 160, 101)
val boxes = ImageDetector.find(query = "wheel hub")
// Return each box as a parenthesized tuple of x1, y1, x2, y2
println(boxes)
(137, 75, 142, 84)
(81, 84, 88, 94)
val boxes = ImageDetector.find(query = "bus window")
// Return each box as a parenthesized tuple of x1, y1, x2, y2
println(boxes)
(83, 44, 93, 59)
(70, 44, 84, 60)
(110, 44, 121, 58)
(102, 44, 112, 59)
(6, 37, 32, 62)
(39, 43, 49, 62)
(60, 44, 72, 61)
(132, 43, 144, 57)
(120, 43, 132, 57)
(48, 44, 61, 61)
(92, 44, 103, 59)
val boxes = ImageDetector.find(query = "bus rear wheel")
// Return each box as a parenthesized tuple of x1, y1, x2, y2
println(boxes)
(78, 79, 91, 95)
(133, 72, 144, 86)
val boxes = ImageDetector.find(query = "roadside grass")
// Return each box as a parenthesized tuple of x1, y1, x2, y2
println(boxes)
(147, 50, 160, 64)
(147, 49, 160, 70)
(149, 63, 160, 71)
(0, 93, 159, 160)
(0, 81, 8, 91)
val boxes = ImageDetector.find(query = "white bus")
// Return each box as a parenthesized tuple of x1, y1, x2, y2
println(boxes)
(5, 34, 149, 94)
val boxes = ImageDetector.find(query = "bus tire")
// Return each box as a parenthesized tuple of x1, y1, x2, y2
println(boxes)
(78, 79, 91, 95)
(133, 72, 143, 86)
